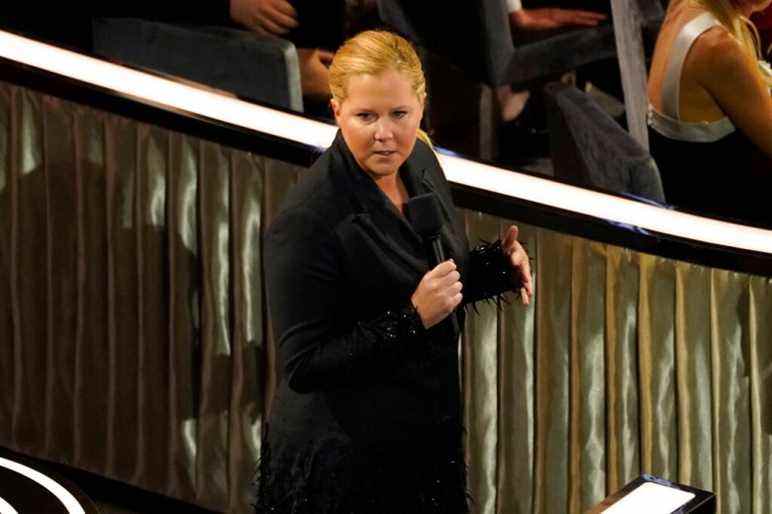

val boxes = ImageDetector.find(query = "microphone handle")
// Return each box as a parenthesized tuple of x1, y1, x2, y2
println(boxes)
(429, 236, 460, 336)
(430, 237, 446, 263)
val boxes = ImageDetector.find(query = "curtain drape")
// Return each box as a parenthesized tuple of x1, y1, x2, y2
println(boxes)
(1, 81, 769, 513)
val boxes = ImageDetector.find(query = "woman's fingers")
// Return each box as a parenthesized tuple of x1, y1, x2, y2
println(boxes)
(438, 270, 461, 288)
(502, 225, 519, 251)
(519, 258, 533, 299)
(503, 230, 534, 305)
(433, 259, 456, 275)
(513, 246, 532, 286)
(412, 260, 463, 328)
(432, 261, 462, 297)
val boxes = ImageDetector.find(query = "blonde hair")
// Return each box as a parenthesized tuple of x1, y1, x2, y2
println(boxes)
(695, 0, 772, 85)
(329, 30, 432, 146)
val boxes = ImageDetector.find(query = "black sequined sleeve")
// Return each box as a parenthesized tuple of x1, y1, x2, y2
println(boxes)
(265, 207, 426, 394)
(463, 239, 523, 305)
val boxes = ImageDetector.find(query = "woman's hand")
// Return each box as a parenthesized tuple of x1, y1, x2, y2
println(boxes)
(502, 225, 533, 305)
(411, 260, 463, 329)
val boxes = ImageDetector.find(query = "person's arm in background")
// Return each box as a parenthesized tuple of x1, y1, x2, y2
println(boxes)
(506, 0, 607, 32)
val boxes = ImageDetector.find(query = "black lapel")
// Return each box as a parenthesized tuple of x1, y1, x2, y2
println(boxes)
(346, 212, 427, 275)
(328, 131, 429, 275)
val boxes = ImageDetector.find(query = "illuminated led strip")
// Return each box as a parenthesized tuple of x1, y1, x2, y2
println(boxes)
(0, 495, 19, 514)
(1, 29, 772, 255)
(0, 30, 336, 151)
(438, 154, 772, 254)
(0, 457, 85, 514)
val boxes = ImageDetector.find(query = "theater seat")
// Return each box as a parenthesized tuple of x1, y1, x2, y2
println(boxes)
(544, 82, 665, 203)
(92, 18, 303, 111)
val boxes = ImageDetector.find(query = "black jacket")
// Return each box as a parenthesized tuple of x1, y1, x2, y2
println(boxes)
(257, 131, 517, 513)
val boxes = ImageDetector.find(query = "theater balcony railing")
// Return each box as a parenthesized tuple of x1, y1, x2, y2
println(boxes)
(0, 30, 770, 514)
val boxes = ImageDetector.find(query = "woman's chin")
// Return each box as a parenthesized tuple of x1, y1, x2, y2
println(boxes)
(364, 162, 401, 178)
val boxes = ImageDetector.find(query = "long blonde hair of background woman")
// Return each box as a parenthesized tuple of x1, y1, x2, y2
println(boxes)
(329, 30, 433, 146)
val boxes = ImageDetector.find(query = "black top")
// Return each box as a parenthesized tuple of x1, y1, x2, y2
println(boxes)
(649, 127, 772, 228)
(256, 132, 519, 514)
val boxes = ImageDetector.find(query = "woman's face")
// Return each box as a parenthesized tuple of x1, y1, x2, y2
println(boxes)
(331, 68, 423, 181)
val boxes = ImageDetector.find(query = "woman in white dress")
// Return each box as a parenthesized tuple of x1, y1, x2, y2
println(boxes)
(647, 0, 772, 224)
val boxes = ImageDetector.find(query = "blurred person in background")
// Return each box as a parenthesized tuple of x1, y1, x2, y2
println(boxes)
(647, 0, 772, 225)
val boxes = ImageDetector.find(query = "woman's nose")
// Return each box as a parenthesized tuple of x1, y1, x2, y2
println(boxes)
(373, 118, 394, 140)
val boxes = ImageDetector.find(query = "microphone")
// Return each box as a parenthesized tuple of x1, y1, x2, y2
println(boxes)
(406, 192, 460, 336)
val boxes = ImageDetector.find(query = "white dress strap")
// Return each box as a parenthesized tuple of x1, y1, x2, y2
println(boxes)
(648, 104, 735, 142)
(649, 11, 737, 142)
(661, 12, 721, 119)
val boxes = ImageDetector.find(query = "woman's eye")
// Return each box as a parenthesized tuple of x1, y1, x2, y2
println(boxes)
(357, 113, 375, 121)
(393, 111, 408, 119)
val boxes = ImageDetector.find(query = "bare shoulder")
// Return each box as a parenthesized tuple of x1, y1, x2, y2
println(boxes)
(689, 26, 752, 79)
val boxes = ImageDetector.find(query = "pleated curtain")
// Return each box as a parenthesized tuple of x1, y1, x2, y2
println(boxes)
(1, 81, 770, 513)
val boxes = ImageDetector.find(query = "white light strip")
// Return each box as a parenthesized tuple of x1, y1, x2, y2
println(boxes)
(0, 30, 337, 151)
(438, 155, 772, 254)
(2, 29, 772, 255)
(0, 457, 85, 514)
(0, 495, 19, 514)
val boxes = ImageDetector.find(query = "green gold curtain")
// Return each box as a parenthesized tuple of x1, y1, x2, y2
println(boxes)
(461, 220, 772, 514)
(1, 81, 770, 513)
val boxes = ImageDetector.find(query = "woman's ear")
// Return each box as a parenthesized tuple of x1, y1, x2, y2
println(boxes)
(330, 99, 341, 121)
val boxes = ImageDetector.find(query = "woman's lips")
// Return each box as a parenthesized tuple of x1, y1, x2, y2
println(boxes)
(373, 150, 396, 156)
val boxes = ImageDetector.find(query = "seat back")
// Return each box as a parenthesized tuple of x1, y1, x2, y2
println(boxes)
(544, 82, 665, 203)
(92, 18, 303, 111)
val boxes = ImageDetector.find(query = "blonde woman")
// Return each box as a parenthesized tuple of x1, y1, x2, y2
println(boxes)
(257, 31, 533, 513)
(648, 0, 772, 224)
